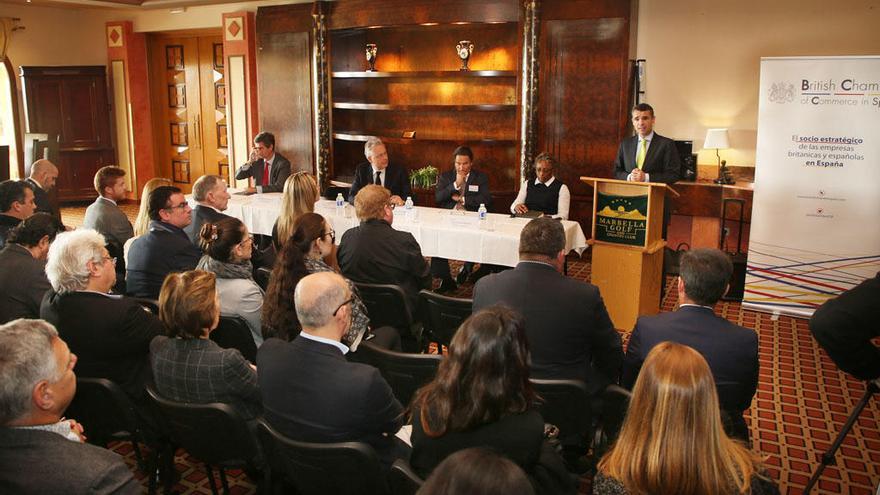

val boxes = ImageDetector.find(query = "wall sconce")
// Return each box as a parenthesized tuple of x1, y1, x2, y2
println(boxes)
(703, 128, 734, 185)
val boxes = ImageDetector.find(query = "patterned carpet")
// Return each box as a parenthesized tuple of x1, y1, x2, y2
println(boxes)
(59, 204, 879, 495)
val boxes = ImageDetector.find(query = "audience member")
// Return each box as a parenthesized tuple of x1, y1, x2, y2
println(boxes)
(410, 306, 573, 494)
(474, 217, 621, 395)
(612, 102, 681, 184)
(151, 270, 261, 421)
(0, 319, 140, 494)
(84, 166, 134, 293)
(126, 185, 201, 299)
(41, 229, 163, 402)
(272, 171, 319, 251)
(26, 159, 62, 222)
(510, 152, 570, 220)
(196, 217, 264, 346)
(416, 447, 535, 495)
(257, 272, 405, 466)
(0, 213, 63, 322)
(621, 248, 758, 442)
(125, 177, 172, 263)
(337, 185, 431, 310)
(0, 179, 36, 249)
(235, 131, 291, 194)
(348, 137, 412, 206)
(185, 174, 232, 246)
(595, 342, 778, 495)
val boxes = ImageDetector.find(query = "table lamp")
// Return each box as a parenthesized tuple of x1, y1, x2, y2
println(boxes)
(704, 128, 734, 185)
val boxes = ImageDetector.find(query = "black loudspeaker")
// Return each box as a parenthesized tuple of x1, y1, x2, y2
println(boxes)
(674, 140, 696, 181)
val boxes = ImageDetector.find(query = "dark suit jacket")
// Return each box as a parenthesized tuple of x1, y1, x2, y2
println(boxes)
(348, 162, 413, 202)
(473, 262, 622, 394)
(0, 244, 51, 323)
(337, 218, 431, 309)
(257, 337, 404, 463)
(126, 221, 202, 298)
(184, 204, 232, 246)
(26, 178, 62, 223)
(0, 214, 21, 250)
(40, 290, 164, 401)
(434, 169, 492, 211)
(612, 133, 681, 184)
(235, 152, 291, 193)
(0, 427, 141, 494)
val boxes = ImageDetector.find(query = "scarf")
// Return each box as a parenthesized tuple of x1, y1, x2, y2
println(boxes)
(197, 255, 254, 280)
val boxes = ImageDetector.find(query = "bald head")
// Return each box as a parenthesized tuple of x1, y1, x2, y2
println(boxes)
(30, 160, 59, 191)
(294, 272, 351, 339)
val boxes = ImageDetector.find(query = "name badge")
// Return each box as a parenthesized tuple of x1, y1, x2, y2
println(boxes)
(468, 185, 479, 192)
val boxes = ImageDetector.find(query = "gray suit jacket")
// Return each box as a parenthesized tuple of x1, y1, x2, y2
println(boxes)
(83, 197, 134, 249)
(0, 244, 51, 323)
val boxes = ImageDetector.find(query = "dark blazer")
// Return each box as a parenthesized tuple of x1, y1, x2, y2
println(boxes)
(26, 178, 63, 223)
(348, 162, 413, 202)
(235, 152, 292, 193)
(184, 204, 232, 246)
(0, 214, 20, 250)
(612, 132, 681, 184)
(40, 290, 164, 401)
(257, 337, 404, 463)
(126, 220, 202, 298)
(337, 218, 432, 309)
(0, 244, 51, 323)
(0, 427, 141, 494)
(473, 262, 622, 394)
(435, 169, 492, 211)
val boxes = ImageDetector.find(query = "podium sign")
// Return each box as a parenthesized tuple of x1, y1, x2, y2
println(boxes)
(594, 192, 649, 246)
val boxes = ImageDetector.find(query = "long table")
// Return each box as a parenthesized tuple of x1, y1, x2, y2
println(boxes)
(206, 192, 588, 267)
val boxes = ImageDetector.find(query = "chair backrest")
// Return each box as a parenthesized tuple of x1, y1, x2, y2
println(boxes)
(530, 378, 592, 440)
(145, 385, 259, 468)
(592, 384, 632, 459)
(418, 290, 472, 348)
(256, 418, 390, 495)
(210, 315, 257, 364)
(65, 377, 144, 447)
(349, 341, 442, 406)
(389, 458, 424, 495)
(355, 282, 414, 331)
(254, 266, 272, 292)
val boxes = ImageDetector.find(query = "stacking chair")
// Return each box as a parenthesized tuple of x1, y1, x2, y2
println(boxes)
(389, 458, 424, 495)
(210, 315, 258, 364)
(348, 340, 442, 406)
(418, 290, 472, 348)
(145, 385, 262, 495)
(592, 384, 632, 460)
(254, 267, 272, 292)
(530, 379, 592, 440)
(256, 419, 390, 495)
(355, 282, 423, 350)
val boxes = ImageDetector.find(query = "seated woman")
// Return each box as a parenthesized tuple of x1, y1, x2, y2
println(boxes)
(197, 217, 264, 347)
(262, 212, 399, 350)
(151, 270, 261, 421)
(417, 447, 535, 495)
(410, 306, 573, 494)
(594, 341, 779, 495)
(272, 171, 319, 251)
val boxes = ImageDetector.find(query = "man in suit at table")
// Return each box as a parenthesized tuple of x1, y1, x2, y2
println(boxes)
(612, 103, 681, 185)
(185, 174, 232, 245)
(83, 166, 134, 292)
(235, 131, 291, 194)
(431, 146, 493, 293)
(621, 248, 759, 443)
(26, 159, 62, 223)
(348, 137, 413, 206)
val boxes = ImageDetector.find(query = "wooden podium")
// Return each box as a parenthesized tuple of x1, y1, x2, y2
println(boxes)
(581, 177, 679, 330)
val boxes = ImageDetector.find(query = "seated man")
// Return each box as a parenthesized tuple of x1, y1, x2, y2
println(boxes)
(621, 248, 758, 442)
(235, 131, 291, 194)
(510, 152, 571, 220)
(26, 159, 62, 223)
(0, 214, 63, 323)
(473, 217, 621, 395)
(257, 272, 405, 466)
(41, 230, 164, 403)
(0, 180, 36, 249)
(126, 186, 202, 299)
(83, 166, 134, 292)
(185, 174, 233, 245)
(348, 137, 413, 206)
(0, 318, 140, 494)
(337, 184, 431, 310)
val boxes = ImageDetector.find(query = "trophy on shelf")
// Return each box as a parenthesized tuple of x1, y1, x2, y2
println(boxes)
(456, 40, 474, 71)
(365, 43, 378, 72)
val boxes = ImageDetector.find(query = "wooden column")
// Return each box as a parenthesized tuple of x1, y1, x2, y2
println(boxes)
(311, 1, 332, 193)
(519, 0, 540, 181)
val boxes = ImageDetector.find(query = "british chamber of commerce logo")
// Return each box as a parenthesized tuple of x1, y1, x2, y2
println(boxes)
(594, 193, 648, 246)
(769, 82, 795, 103)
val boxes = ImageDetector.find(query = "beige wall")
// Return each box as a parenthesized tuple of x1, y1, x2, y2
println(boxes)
(636, 0, 880, 167)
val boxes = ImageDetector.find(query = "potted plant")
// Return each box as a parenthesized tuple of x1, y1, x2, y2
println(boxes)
(409, 165, 439, 207)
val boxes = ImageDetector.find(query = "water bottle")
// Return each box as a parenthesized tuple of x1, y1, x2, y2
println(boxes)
(405, 196, 414, 211)
(335, 193, 344, 215)
(478, 203, 487, 221)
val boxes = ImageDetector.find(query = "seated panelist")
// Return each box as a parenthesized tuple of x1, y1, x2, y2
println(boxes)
(510, 152, 570, 220)
(348, 137, 412, 206)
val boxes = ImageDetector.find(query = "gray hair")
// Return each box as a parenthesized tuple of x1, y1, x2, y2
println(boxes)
(192, 174, 224, 202)
(679, 248, 733, 306)
(364, 137, 384, 160)
(45, 229, 107, 293)
(294, 272, 348, 328)
(0, 319, 60, 425)
(519, 217, 565, 259)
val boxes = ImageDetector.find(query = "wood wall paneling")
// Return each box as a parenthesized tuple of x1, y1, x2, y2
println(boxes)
(326, 0, 519, 29)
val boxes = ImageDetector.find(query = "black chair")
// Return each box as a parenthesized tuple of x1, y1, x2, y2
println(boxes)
(254, 266, 272, 292)
(389, 458, 424, 495)
(592, 384, 632, 460)
(129, 297, 160, 314)
(355, 282, 422, 350)
(348, 340, 442, 406)
(256, 418, 390, 495)
(145, 385, 261, 495)
(210, 315, 258, 364)
(418, 290, 472, 348)
(530, 379, 592, 441)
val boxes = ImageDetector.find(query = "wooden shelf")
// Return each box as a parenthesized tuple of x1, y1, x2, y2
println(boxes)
(332, 70, 516, 79)
(333, 102, 516, 111)
(333, 131, 516, 145)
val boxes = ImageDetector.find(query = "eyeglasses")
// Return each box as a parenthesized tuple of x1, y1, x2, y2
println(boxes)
(332, 297, 353, 316)
(102, 256, 117, 267)
(164, 202, 189, 211)
(321, 230, 336, 243)
(239, 234, 254, 246)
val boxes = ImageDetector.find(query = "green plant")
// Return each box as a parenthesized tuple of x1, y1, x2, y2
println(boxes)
(409, 165, 438, 189)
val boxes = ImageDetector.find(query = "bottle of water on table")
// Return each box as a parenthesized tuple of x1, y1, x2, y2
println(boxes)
(335, 193, 344, 215)
(404, 196, 414, 219)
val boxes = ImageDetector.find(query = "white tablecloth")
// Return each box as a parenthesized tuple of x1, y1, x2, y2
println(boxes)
(197, 192, 588, 267)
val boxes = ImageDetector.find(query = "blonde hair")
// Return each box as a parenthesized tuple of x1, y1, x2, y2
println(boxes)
(354, 184, 389, 221)
(159, 270, 218, 339)
(598, 342, 763, 495)
(133, 178, 172, 237)
(276, 172, 318, 245)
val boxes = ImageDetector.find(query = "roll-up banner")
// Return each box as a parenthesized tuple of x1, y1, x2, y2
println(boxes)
(744, 56, 880, 317)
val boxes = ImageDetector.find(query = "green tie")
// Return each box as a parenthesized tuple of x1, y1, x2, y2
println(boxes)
(636, 139, 647, 169)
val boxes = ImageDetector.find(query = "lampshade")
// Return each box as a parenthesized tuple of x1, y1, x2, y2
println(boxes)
(703, 128, 730, 150)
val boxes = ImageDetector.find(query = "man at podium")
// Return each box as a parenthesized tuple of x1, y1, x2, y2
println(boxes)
(612, 103, 681, 185)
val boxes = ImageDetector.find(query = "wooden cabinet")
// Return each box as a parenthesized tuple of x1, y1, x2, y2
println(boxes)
(20, 66, 114, 201)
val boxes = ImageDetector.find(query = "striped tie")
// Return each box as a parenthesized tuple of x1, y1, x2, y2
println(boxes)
(636, 139, 647, 170)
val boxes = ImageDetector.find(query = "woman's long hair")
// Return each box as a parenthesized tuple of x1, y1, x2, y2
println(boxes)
(598, 342, 763, 495)
(411, 306, 537, 436)
(133, 178, 172, 236)
(275, 172, 318, 247)
(261, 212, 327, 341)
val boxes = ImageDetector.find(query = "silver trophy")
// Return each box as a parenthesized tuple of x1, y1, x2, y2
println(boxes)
(366, 43, 378, 72)
(456, 40, 474, 71)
